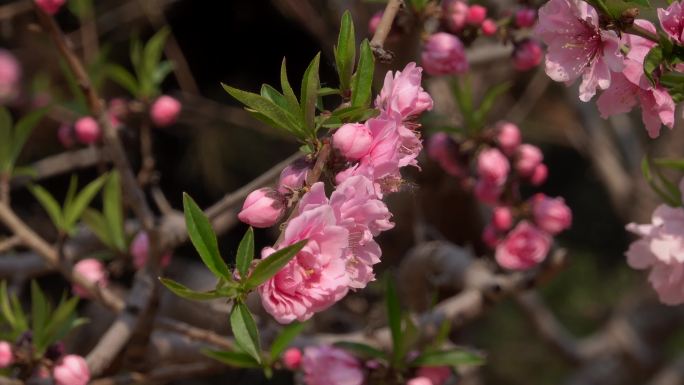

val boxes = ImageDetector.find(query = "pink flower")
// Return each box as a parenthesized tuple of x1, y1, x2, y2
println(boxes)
(530, 194, 572, 235)
(443, 0, 470, 32)
(477, 148, 509, 186)
(515, 8, 537, 28)
(72, 258, 108, 298)
(535, 0, 623, 101)
(0, 341, 12, 368)
(482, 224, 501, 248)
(474, 179, 503, 204)
(334, 123, 374, 160)
(74, 117, 101, 145)
(466, 5, 487, 25)
(0, 49, 21, 102)
(530, 163, 548, 186)
(407, 378, 433, 385)
(375, 62, 433, 119)
(302, 346, 364, 385)
(481, 19, 498, 36)
(58, 124, 75, 149)
(53, 355, 90, 385)
(596, 20, 674, 138)
(283, 347, 302, 370)
(150, 95, 181, 127)
(513, 40, 543, 71)
(493, 206, 513, 231)
(496, 122, 521, 156)
(495, 221, 551, 270)
(515, 144, 542, 177)
(238, 188, 286, 228)
(278, 159, 311, 194)
(416, 366, 451, 385)
(626, 203, 684, 305)
(35, 0, 65, 15)
(427, 132, 462, 177)
(658, 1, 684, 44)
(130, 231, 172, 270)
(421, 33, 469, 76)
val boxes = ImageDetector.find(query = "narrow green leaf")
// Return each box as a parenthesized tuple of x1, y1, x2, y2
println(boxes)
(11, 108, 46, 167)
(10, 294, 27, 331)
(202, 349, 261, 368)
(386, 277, 402, 360)
(42, 296, 81, 348)
(261, 84, 291, 112)
(269, 322, 305, 362)
(0, 108, 13, 171)
(28, 184, 64, 231)
(64, 173, 108, 230)
(141, 27, 170, 97)
(103, 172, 126, 252)
(159, 278, 234, 300)
(64, 174, 79, 210)
(654, 158, 684, 170)
(300, 53, 321, 136)
(410, 349, 486, 367)
(644, 46, 664, 86)
(280, 58, 301, 114)
(230, 302, 262, 364)
(106, 64, 140, 96)
(244, 240, 306, 290)
(474, 82, 511, 128)
(30, 281, 49, 334)
(0, 282, 15, 329)
(351, 39, 374, 107)
(335, 11, 356, 92)
(236, 227, 255, 280)
(334, 341, 387, 360)
(152, 60, 175, 87)
(82, 209, 114, 250)
(182, 193, 232, 280)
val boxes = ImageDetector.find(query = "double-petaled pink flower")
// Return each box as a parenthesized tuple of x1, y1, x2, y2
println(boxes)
(302, 346, 364, 385)
(659, 1, 684, 44)
(375, 62, 434, 120)
(496, 221, 551, 270)
(530, 194, 572, 235)
(421, 33, 469, 76)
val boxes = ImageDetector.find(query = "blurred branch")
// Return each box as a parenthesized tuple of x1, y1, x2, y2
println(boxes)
(370, 0, 404, 62)
(647, 355, 684, 385)
(88, 361, 225, 385)
(12, 147, 108, 189)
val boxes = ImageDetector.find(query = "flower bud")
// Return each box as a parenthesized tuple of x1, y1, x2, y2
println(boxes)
(466, 5, 487, 25)
(278, 160, 310, 194)
(35, 0, 65, 15)
(72, 258, 108, 299)
(130, 231, 172, 270)
(474, 179, 503, 204)
(74, 117, 101, 145)
(496, 122, 521, 156)
(515, 8, 537, 28)
(53, 355, 90, 385)
(531, 194, 572, 235)
(150, 95, 181, 127)
(515, 144, 543, 177)
(530, 163, 548, 186)
(443, 0, 469, 32)
(492, 206, 513, 231)
(481, 19, 498, 36)
(238, 188, 286, 228)
(513, 40, 543, 71)
(421, 33, 469, 76)
(0, 341, 12, 368)
(282, 347, 302, 370)
(0, 49, 21, 103)
(333, 123, 373, 160)
(407, 378, 432, 385)
(495, 221, 551, 270)
(58, 124, 75, 149)
(477, 148, 509, 186)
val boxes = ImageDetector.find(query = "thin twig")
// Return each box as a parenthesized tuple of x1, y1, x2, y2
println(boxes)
(370, 0, 404, 62)
(88, 361, 225, 385)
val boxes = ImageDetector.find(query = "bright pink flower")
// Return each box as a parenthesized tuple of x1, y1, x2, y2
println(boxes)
(466, 5, 487, 25)
(513, 40, 543, 71)
(278, 160, 311, 194)
(474, 179, 503, 204)
(515, 144, 542, 177)
(130, 231, 172, 269)
(58, 124, 75, 149)
(35, 0, 65, 15)
(493, 206, 513, 231)
(421, 33, 469, 76)
(407, 377, 433, 385)
(74, 117, 101, 145)
(496, 221, 551, 270)
(238, 188, 286, 228)
(482, 224, 501, 248)
(515, 8, 537, 28)
(427, 132, 462, 177)
(375, 62, 433, 119)
(530, 163, 548, 186)
(334, 123, 374, 160)
(658, 1, 684, 44)
(53, 355, 90, 385)
(72, 258, 108, 299)
(302, 346, 364, 385)
(150, 95, 181, 127)
(530, 194, 572, 235)
(283, 347, 302, 370)
(416, 366, 451, 385)
(443, 0, 470, 32)
(496, 122, 521, 156)
(0, 341, 12, 368)
(481, 19, 497, 36)
(626, 202, 684, 305)
(0, 49, 21, 102)
(477, 148, 509, 186)
(535, 0, 623, 101)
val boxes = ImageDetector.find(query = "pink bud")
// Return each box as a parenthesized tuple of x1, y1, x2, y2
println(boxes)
(238, 188, 286, 228)
(74, 117, 101, 145)
(0, 341, 13, 368)
(369, 11, 383, 35)
(530, 163, 548, 186)
(443, 0, 469, 32)
(421, 33, 469, 76)
(466, 5, 487, 25)
(515, 8, 537, 28)
(35, 0, 65, 15)
(531, 194, 572, 235)
(474, 179, 503, 204)
(481, 19, 498, 36)
(515, 144, 543, 177)
(72, 258, 108, 299)
(477, 148, 509, 186)
(57, 124, 75, 149)
(496, 122, 521, 156)
(492, 206, 513, 231)
(0, 49, 21, 103)
(513, 40, 543, 71)
(482, 224, 500, 248)
(427, 133, 462, 177)
(108, 98, 128, 127)
(130, 232, 172, 270)
(53, 355, 90, 385)
(416, 366, 451, 385)
(282, 347, 302, 370)
(333, 123, 373, 160)
(278, 160, 310, 194)
(407, 378, 433, 385)
(150, 95, 181, 127)
(495, 221, 551, 270)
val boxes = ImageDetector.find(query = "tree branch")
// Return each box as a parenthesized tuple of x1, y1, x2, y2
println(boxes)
(370, 0, 404, 62)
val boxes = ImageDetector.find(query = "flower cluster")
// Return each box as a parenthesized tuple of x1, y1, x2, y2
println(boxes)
(0, 339, 90, 385)
(237, 63, 432, 323)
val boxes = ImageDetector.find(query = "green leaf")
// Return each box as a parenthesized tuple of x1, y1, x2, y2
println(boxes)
(474, 82, 511, 128)
(202, 349, 261, 368)
(0, 108, 13, 170)
(64, 173, 109, 231)
(334, 341, 386, 360)
(30, 281, 50, 340)
(453, 77, 475, 133)
(261, 84, 291, 112)
(230, 302, 262, 364)
(269, 322, 305, 362)
(641, 157, 680, 206)
(244, 240, 307, 290)
(0, 281, 16, 329)
(654, 158, 684, 170)
(103, 172, 126, 252)
(644, 46, 664, 86)
(280, 58, 301, 114)
(141, 27, 170, 97)
(300, 53, 321, 136)
(106, 64, 140, 96)
(386, 277, 402, 362)
(335, 11, 356, 92)
(11, 108, 46, 167)
(408, 0, 430, 11)
(152, 61, 175, 87)
(182, 193, 232, 280)
(410, 349, 486, 368)
(236, 227, 255, 281)
(64, 175, 79, 211)
(159, 277, 235, 300)
(29, 184, 64, 231)
(351, 39, 374, 108)
(82, 209, 114, 249)
(42, 295, 82, 349)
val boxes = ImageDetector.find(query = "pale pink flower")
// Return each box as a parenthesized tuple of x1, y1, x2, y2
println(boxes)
(150, 95, 181, 127)
(74, 117, 101, 145)
(481, 19, 497, 36)
(238, 188, 286, 228)
(35, 0, 65, 15)
(278, 159, 311, 194)
(375, 62, 433, 119)
(443, 0, 469, 32)
(515, 144, 543, 177)
(283, 347, 302, 370)
(535, 0, 624, 101)
(477, 148, 509, 186)
(496, 221, 551, 270)
(493, 206, 513, 231)
(53, 355, 90, 385)
(427, 132, 462, 177)
(466, 5, 487, 25)
(530, 194, 572, 235)
(0, 341, 12, 368)
(513, 40, 543, 71)
(416, 366, 451, 385)
(421, 33, 469, 76)
(515, 8, 537, 28)
(407, 377, 433, 385)
(496, 122, 521, 156)
(530, 163, 548, 186)
(72, 259, 108, 299)
(302, 346, 364, 385)
(333, 123, 374, 160)
(658, 1, 684, 44)
(130, 231, 172, 269)
(0, 49, 21, 103)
